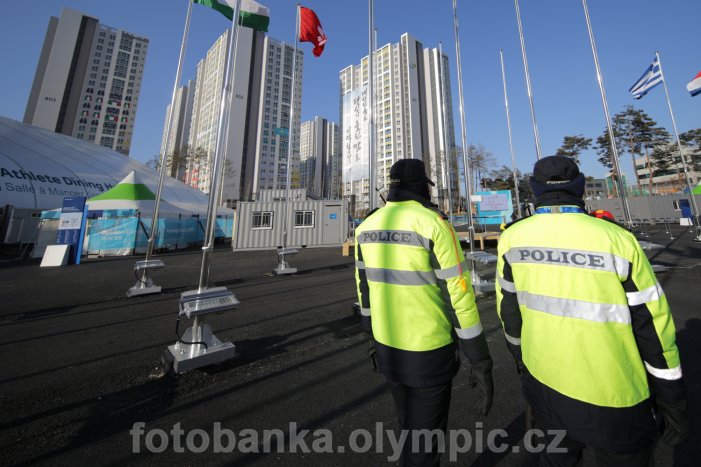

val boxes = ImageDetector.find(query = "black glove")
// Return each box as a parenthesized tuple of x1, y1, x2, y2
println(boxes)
(508, 344, 527, 376)
(469, 360, 494, 416)
(525, 403, 536, 432)
(367, 342, 378, 372)
(657, 399, 688, 446)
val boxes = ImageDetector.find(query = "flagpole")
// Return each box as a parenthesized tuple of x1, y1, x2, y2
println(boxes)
(451, 0, 482, 286)
(218, 6, 245, 211)
(374, 26, 380, 204)
(128, 0, 193, 297)
(438, 41, 454, 222)
(513, 0, 542, 161)
(198, 0, 243, 290)
(656, 51, 701, 240)
(368, 0, 376, 212)
(275, 3, 301, 274)
(581, 0, 633, 227)
(500, 49, 522, 219)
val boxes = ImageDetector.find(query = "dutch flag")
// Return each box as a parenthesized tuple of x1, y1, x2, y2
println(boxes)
(629, 56, 663, 100)
(687, 71, 701, 97)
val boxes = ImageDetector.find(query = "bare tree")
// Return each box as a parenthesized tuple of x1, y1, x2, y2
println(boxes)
(467, 144, 497, 191)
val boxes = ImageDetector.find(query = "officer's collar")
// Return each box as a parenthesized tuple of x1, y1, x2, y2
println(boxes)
(535, 205, 586, 214)
(386, 188, 437, 209)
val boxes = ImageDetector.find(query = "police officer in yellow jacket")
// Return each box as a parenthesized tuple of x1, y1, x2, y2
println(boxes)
(496, 156, 687, 466)
(355, 159, 494, 467)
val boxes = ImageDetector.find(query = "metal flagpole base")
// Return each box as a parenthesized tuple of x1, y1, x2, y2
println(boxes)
(127, 259, 165, 297)
(164, 287, 239, 374)
(471, 271, 495, 294)
(273, 247, 298, 275)
(638, 241, 665, 251)
(466, 251, 498, 264)
(693, 228, 701, 243)
(164, 324, 238, 374)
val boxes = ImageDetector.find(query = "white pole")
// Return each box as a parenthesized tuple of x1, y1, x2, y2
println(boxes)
(514, 0, 542, 161)
(438, 42, 453, 223)
(581, 0, 633, 226)
(438, 42, 454, 221)
(218, 5, 245, 209)
(451, 0, 477, 266)
(280, 4, 301, 259)
(500, 49, 522, 219)
(374, 26, 381, 203)
(656, 51, 701, 239)
(144, 0, 193, 263)
(367, 0, 376, 212)
(198, 0, 242, 291)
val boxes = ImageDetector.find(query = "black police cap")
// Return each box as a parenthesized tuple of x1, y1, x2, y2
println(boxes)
(530, 156, 585, 198)
(389, 159, 435, 186)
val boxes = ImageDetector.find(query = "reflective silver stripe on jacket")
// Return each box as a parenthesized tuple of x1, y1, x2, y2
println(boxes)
(455, 322, 483, 339)
(357, 230, 431, 250)
(365, 267, 436, 286)
(355, 260, 365, 270)
(504, 332, 521, 346)
(360, 307, 371, 317)
(644, 362, 682, 380)
(434, 261, 468, 280)
(504, 247, 629, 277)
(498, 275, 516, 293)
(517, 290, 631, 324)
(627, 282, 664, 306)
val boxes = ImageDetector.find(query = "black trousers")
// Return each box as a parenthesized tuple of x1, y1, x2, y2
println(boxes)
(537, 419, 655, 467)
(388, 379, 453, 467)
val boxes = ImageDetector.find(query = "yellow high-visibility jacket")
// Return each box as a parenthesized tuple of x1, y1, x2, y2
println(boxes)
(355, 198, 491, 386)
(496, 207, 684, 450)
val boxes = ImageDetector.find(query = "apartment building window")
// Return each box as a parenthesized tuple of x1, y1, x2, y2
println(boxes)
(294, 211, 314, 228)
(252, 211, 273, 229)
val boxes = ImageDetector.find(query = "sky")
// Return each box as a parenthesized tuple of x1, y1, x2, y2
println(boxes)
(0, 0, 698, 182)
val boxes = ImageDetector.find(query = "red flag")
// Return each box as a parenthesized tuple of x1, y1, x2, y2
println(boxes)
(299, 6, 327, 57)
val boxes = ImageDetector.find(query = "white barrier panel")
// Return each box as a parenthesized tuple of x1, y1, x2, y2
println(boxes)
(40, 244, 70, 267)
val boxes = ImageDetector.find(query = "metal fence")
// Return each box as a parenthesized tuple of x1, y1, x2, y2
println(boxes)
(585, 194, 701, 222)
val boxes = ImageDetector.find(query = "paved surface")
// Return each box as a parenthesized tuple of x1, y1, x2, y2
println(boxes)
(1, 225, 700, 466)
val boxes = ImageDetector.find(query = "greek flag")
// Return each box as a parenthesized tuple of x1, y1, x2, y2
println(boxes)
(629, 56, 663, 100)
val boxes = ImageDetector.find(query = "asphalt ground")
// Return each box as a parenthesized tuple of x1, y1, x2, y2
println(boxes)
(0, 224, 700, 466)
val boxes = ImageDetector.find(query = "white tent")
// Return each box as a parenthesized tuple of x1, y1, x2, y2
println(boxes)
(0, 116, 217, 214)
(84, 171, 188, 216)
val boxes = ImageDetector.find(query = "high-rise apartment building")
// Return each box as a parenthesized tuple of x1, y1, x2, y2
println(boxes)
(185, 26, 265, 202)
(251, 37, 303, 197)
(339, 33, 459, 214)
(160, 80, 194, 181)
(299, 117, 341, 199)
(183, 29, 302, 204)
(24, 7, 148, 155)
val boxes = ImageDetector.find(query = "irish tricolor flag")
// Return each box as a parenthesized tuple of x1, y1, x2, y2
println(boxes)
(194, 0, 270, 32)
(687, 71, 701, 97)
